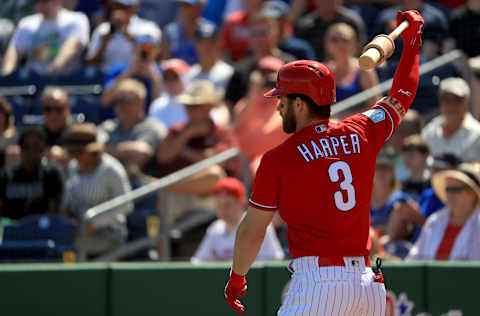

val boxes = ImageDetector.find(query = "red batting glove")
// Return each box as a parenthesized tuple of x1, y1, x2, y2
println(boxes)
(396, 10, 424, 48)
(224, 269, 247, 313)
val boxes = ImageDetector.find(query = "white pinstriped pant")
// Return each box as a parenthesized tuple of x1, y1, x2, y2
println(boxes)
(278, 256, 386, 316)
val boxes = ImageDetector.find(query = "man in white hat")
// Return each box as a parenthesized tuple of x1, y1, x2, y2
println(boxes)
(407, 162, 480, 261)
(421, 77, 480, 163)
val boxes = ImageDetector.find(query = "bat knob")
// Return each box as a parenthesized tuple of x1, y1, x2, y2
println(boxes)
(359, 35, 395, 70)
(359, 48, 382, 70)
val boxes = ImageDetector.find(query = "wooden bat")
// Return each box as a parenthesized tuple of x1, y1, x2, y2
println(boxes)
(359, 20, 409, 70)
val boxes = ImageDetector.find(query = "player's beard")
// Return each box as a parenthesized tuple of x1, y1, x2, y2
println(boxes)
(282, 99, 297, 133)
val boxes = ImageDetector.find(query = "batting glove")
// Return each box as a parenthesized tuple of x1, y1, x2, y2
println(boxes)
(224, 269, 247, 313)
(396, 10, 424, 48)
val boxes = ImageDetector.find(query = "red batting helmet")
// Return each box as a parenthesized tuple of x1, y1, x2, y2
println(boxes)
(264, 60, 336, 106)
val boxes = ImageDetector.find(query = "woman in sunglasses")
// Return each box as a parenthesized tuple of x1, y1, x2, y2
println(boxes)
(406, 162, 480, 261)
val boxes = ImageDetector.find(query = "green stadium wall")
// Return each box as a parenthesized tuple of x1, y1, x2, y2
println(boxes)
(0, 262, 478, 316)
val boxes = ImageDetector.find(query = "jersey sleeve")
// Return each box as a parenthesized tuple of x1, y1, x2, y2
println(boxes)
(248, 150, 281, 211)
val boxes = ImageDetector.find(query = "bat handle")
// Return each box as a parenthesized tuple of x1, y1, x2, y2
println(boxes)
(388, 20, 409, 41)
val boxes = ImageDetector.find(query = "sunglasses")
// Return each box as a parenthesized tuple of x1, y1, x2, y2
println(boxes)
(445, 186, 467, 194)
(328, 36, 350, 43)
(43, 106, 65, 113)
(112, 97, 139, 106)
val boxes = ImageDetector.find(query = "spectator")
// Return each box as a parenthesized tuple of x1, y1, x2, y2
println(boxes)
(446, 0, 480, 59)
(39, 86, 74, 170)
(233, 56, 289, 176)
(387, 109, 424, 182)
(187, 17, 234, 125)
(374, 0, 448, 61)
(62, 123, 132, 257)
(385, 153, 462, 245)
(161, 0, 207, 65)
(40, 87, 72, 147)
(0, 96, 17, 168)
(148, 58, 190, 129)
(0, 18, 14, 66)
(422, 77, 480, 162)
(224, 12, 296, 108)
(191, 177, 284, 263)
(259, 0, 316, 61)
(86, 0, 161, 71)
(324, 22, 381, 115)
(1, 0, 90, 76)
(187, 17, 234, 91)
(400, 134, 431, 201)
(0, 125, 64, 220)
(445, 1, 480, 118)
(219, 0, 264, 62)
(406, 162, 480, 261)
(293, 0, 367, 61)
(370, 149, 408, 235)
(99, 78, 167, 172)
(101, 34, 163, 115)
(148, 80, 237, 223)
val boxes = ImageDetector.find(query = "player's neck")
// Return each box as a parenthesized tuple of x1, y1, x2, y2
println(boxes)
(296, 118, 329, 132)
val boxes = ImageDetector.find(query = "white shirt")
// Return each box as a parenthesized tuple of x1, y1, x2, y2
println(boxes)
(87, 15, 161, 71)
(11, 8, 90, 74)
(186, 60, 234, 91)
(148, 92, 188, 129)
(406, 207, 480, 261)
(62, 153, 132, 227)
(421, 113, 480, 162)
(191, 219, 284, 263)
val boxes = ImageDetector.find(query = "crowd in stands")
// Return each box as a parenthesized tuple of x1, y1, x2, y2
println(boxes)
(0, 0, 479, 263)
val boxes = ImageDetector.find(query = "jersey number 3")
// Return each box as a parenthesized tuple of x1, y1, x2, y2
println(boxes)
(328, 161, 356, 211)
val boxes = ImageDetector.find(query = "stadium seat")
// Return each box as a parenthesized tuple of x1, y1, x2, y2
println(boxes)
(70, 94, 102, 124)
(0, 215, 77, 262)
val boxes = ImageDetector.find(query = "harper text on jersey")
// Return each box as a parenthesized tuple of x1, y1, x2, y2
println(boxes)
(296, 133, 361, 162)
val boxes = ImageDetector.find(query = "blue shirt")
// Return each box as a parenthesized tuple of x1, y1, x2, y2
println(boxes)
(163, 21, 198, 65)
(370, 190, 407, 228)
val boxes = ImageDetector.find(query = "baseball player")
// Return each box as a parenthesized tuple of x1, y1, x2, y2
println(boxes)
(224, 10, 424, 315)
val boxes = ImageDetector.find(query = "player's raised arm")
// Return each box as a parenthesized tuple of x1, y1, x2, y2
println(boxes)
(375, 10, 424, 126)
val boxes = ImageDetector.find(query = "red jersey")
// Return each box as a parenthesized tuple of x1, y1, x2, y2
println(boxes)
(249, 98, 406, 259)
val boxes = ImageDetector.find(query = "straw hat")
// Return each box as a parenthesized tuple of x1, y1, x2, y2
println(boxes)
(432, 162, 480, 204)
(63, 123, 103, 154)
(176, 80, 224, 106)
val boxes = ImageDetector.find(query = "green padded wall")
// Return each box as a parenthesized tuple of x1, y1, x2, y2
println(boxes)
(109, 262, 264, 316)
(426, 262, 480, 315)
(0, 263, 108, 316)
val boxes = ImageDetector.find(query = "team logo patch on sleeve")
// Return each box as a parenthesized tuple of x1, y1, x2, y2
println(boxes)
(362, 109, 385, 123)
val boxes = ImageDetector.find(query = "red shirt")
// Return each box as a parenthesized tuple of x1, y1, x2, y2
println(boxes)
(220, 11, 250, 62)
(249, 99, 403, 258)
(435, 222, 463, 260)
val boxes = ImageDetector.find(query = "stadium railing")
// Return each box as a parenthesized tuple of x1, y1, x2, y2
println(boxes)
(77, 148, 249, 262)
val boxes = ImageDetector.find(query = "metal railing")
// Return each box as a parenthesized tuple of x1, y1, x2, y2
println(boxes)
(331, 49, 466, 115)
(77, 148, 246, 261)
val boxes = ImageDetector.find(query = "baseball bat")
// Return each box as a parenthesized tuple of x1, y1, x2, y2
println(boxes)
(358, 20, 409, 70)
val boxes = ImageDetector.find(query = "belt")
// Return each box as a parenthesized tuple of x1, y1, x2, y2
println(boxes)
(317, 256, 371, 267)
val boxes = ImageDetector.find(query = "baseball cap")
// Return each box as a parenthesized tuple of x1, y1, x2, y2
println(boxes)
(376, 147, 396, 168)
(194, 18, 219, 39)
(439, 77, 471, 98)
(432, 153, 462, 169)
(161, 58, 189, 75)
(260, 0, 289, 19)
(63, 123, 103, 155)
(214, 177, 246, 204)
(110, 0, 139, 6)
(135, 34, 159, 47)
